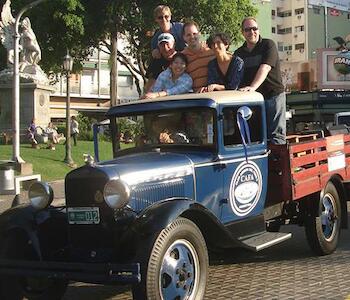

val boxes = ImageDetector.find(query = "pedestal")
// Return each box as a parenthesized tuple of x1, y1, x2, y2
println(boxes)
(0, 82, 55, 133)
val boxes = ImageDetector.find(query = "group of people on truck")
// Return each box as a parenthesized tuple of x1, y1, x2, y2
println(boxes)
(142, 5, 286, 145)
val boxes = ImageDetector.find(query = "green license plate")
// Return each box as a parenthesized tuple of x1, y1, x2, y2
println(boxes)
(67, 207, 100, 224)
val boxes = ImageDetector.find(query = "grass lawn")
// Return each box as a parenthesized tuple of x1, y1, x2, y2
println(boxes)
(0, 141, 115, 182)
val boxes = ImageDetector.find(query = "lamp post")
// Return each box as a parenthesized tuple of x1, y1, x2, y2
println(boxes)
(12, 0, 47, 163)
(63, 51, 74, 166)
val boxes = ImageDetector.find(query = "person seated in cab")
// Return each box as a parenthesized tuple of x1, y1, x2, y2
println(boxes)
(206, 32, 244, 91)
(144, 52, 193, 99)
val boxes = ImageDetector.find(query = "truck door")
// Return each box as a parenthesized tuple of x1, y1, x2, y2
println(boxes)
(219, 105, 268, 225)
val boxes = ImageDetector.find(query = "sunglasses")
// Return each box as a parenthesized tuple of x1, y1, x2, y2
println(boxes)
(157, 15, 170, 20)
(244, 26, 258, 32)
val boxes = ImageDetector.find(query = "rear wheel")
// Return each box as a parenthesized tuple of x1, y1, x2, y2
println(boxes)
(0, 232, 67, 300)
(305, 182, 341, 255)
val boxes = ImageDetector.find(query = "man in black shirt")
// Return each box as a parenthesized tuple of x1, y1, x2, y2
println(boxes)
(235, 17, 286, 144)
(144, 33, 177, 93)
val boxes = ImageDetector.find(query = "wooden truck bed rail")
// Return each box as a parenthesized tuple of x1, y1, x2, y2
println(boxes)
(267, 134, 350, 204)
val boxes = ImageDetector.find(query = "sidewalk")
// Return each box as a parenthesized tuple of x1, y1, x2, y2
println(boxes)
(0, 179, 65, 212)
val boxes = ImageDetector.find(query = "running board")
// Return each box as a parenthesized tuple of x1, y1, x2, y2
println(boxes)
(240, 232, 292, 252)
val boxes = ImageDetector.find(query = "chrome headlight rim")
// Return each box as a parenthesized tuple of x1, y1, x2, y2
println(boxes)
(103, 179, 130, 209)
(28, 182, 54, 210)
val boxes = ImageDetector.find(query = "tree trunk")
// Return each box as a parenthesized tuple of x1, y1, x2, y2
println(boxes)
(110, 31, 118, 106)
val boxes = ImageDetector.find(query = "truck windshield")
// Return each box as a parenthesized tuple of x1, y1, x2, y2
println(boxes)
(114, 107, 215, 151)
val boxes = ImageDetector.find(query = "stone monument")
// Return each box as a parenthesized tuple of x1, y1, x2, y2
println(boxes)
(0, 0, 53, 134)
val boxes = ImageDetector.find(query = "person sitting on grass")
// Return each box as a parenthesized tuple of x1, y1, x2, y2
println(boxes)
(144, 52, 192, 99)
(27, 118, 39, 148)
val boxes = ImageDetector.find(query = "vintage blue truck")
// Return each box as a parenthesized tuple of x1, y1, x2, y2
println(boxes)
(0, 91, 349, 300)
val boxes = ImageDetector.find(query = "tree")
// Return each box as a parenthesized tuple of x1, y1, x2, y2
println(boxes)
(0, 0, 256, 98)
(99, 0, 257, 98)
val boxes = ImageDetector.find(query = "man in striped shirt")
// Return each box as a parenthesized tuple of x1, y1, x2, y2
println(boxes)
(182, 21, 215, 92)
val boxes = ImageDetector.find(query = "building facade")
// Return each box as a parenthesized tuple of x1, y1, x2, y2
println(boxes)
(255, 0, 350, 92)
(51, 40, 142, 119)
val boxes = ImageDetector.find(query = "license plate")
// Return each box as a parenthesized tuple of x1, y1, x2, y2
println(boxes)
(67, 207, 100, 224)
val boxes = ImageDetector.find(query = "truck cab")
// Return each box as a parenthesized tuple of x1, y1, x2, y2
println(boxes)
(0, 91, 348, 300)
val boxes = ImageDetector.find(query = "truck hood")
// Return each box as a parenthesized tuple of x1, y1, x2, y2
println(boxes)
(96, 151, 210, 186)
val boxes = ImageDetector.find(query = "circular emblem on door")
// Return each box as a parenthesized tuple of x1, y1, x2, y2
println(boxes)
(229, 161, 262, 217)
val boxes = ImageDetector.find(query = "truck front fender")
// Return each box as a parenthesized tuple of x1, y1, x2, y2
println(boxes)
(0, 205, 67, 260)
(119, 198, 240, 260)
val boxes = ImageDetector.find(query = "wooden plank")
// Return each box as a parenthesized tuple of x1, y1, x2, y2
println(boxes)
(293, 177, 321, 200)
(292, 165, 322, 181)
(289, 140, 325, 153)
(290, 151, 327, 168)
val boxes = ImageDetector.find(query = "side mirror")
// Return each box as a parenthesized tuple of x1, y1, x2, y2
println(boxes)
(237, 106, 252, 121)
(237, 106, 252, 161)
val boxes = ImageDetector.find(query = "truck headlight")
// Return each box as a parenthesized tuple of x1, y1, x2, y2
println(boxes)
(103, 179, 130, 209)
(28, 182, 54, 210)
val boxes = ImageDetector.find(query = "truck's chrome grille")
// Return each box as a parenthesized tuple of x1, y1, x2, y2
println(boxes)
(130, 179, 185, 211)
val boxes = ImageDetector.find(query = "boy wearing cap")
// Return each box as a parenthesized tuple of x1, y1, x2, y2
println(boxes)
(151, 5, 185, 59)
(144, 33, 177, 93)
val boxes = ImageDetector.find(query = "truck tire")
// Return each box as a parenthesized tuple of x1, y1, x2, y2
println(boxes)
(134, 217, 209, 300)
(0, 232, 67, 300)
(305, 182, 341, 255)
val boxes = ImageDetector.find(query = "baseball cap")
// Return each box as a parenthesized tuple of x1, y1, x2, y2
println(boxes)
(157, 33, 175, 45)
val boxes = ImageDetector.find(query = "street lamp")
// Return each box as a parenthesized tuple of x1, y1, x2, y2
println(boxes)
(63, 51, 74, 166)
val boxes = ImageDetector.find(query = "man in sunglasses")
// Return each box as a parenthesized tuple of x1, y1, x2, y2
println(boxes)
(144, 33, 177, 93)
(235, 17, 286, 145)
(151, 5, 185, 59)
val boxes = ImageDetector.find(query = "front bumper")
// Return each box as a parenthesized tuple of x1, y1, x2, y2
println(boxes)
(0, 259, 140, 284)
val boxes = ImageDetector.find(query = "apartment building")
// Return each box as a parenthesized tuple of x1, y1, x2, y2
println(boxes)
(51, 40, 141, 119)
(254, 0, 350, 91)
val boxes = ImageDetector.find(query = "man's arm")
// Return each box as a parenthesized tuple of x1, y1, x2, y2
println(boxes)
(239, 63, 271, 92)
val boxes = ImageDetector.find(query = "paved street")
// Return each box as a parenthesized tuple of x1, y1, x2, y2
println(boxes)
(61, 220, 350, 300)
(1, 185, 350, 299)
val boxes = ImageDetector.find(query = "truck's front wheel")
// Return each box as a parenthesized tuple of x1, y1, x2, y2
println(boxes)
(139, 217, 209, 300)
(305, 182, 341, 255)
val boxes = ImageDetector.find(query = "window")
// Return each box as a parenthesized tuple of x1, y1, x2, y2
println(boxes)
(295, 8, 304, 15)
(284, 45, 292, 51)
(278, 42, 284, 51)
(272, 27, 276, 33)
(278, 27, 292, 34)
(222, 106, 263, 147)
(115, 107, 216, 152)
(272, 10, 276, 16)
(295, 43, 305, 50)
(295, 25, 304, 32)
(313, 7, 320, 14)
(277, 10, 292, 17)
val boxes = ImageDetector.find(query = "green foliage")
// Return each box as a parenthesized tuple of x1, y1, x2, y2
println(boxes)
(0, 0, 256, 94)
(118, 118, 144, 139)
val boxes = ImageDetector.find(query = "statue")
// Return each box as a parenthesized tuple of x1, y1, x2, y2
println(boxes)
(0, 0, 48, 83)
(19, 17, 42, 69)
(0, 0, 15, 68)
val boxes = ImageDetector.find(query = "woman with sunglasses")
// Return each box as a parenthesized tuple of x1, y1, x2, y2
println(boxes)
(206, 33, 244, 92)
(151, 5, 186, 59)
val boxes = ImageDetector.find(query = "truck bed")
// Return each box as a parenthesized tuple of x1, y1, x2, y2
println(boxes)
(267, 133, 350, 205)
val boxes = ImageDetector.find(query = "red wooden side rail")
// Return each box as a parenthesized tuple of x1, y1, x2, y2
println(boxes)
(288, 134, 350, 200)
